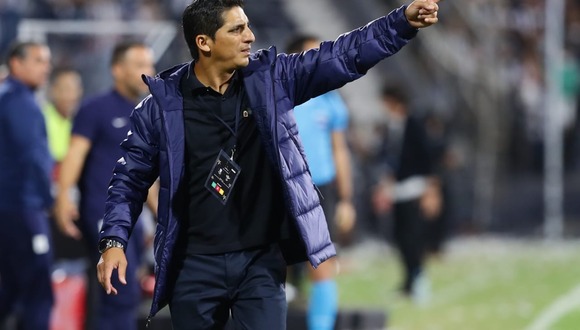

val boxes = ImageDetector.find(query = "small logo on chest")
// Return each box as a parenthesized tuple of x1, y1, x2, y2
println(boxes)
(112, 117, 128, 128)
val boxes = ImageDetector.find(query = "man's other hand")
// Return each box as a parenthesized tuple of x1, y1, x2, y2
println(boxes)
(97, 248, 128, 295)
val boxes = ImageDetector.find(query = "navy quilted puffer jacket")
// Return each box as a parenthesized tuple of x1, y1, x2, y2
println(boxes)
(99, 5, 417, 319)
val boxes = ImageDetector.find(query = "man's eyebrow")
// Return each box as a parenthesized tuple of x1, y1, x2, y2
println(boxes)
(229, 22, 247, 30)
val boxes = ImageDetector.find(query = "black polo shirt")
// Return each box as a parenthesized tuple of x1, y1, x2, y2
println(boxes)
(180, 64, 287, 254)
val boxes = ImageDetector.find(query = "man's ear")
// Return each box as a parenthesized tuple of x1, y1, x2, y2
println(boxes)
(111, 63, 122, 81)
(196, 35, 212, 54)
(8, 57, 20, 74)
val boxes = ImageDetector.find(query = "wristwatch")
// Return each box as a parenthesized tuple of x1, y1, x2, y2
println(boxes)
(98, 238, 125, 254)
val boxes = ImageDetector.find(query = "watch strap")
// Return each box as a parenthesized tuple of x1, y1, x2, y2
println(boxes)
(99, 238, 125, 254)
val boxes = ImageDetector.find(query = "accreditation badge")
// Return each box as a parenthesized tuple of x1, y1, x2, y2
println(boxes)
(204, 149, 241, 205)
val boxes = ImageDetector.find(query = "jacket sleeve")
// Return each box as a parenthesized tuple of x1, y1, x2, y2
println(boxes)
(99, 95, 160, 246)
(277, 6, 418, 106)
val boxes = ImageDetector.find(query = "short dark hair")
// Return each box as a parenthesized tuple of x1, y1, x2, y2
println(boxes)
(381, 84, 408, 105)
(182, 0, 244, 60)
(285, 34, 319, 54)
(49, 66, 79, 84)
(110, 41, 148, 67)
(5, 41, 45, 68)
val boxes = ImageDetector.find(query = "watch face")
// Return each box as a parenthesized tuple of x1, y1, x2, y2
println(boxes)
(98, 239, 111, 253)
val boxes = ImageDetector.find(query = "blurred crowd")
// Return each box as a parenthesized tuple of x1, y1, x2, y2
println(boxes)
(367, 0, 580, 234)
(427, 0, 580, 174)
(443, 0, 580, 173)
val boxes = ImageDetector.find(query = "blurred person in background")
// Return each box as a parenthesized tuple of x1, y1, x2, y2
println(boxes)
(43, 67, 83, 179)
(423, 111, 452, 257)
(0, 41, 53, 330)
(95, 0, 440, 329)
(42, 66, 87, 329)
(54, 41, 157, 330)
(285, 34, 356, 330)
(372, 84, 441, 304)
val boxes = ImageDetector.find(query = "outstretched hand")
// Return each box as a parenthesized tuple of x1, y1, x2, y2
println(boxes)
(405, 0, 440, 29)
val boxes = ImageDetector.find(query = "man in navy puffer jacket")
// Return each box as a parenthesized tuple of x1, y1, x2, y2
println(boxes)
(97, 0, 440, 329)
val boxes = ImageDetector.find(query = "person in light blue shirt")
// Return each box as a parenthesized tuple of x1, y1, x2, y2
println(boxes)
(287, 34, 357, 330)
(294, 92, 349, 188)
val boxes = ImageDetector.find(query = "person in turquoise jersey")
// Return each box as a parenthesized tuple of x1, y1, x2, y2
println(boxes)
(286, 34, 356, 330)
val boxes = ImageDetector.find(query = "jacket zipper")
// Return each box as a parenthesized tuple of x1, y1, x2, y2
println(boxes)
(270, 62, 283, 176)
(146, 316, 152, 328)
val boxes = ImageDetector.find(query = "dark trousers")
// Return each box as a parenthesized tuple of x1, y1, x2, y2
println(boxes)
(0, 210, 53, 330)
(169, 244, 287, 330)
(393, 200, 425, 293)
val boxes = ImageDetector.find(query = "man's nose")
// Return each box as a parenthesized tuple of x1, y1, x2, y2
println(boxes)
(245, 28, 255, 43)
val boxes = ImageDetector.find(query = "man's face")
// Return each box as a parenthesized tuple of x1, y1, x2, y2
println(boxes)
(113, 46, 155, 98)
(207, 6, 255, 70)
(383, 96, 406, 121)
(51, 71, 83, 118)
(11, 45, 51, 89)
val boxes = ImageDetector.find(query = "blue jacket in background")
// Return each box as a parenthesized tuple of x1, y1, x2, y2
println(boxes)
(99, 6, 417, 318)
(0, 76, 53, 211)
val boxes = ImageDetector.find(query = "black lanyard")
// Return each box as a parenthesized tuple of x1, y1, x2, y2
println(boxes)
(209, 94, 243, 159)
